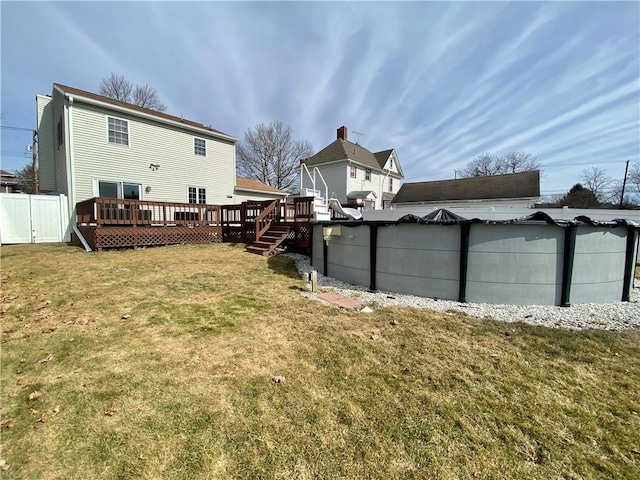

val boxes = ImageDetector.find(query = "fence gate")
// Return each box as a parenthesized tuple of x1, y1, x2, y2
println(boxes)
(0, 194, 69, 244)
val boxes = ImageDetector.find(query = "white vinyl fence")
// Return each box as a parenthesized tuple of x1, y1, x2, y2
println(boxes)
(0, 194, 70, 244)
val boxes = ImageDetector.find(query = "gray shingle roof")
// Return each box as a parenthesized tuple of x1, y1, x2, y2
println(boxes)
(392, 170, 540, 204)
(304, 139, 393, 171)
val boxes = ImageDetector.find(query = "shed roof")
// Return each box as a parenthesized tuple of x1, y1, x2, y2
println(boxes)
(235, 177, 288, 195)
(393, 170, 540, 204)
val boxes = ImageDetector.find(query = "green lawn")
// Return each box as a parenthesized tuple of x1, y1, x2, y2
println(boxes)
(1, 243, 639, 479)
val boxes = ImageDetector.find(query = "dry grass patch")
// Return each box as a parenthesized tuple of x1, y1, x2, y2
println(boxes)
(1, 243, 639, 479)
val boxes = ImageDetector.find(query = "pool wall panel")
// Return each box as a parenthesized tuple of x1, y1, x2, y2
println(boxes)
(571, 227, 626, 304)
(376, 224, 460, 300)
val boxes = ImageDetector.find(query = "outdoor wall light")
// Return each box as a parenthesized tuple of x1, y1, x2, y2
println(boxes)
(145, 186, 152, 193)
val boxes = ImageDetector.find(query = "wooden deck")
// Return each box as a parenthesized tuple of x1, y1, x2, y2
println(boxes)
(76, 197, 314, 251)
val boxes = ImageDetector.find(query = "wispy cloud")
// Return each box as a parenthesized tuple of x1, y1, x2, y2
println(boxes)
(1, 1, 637, 194)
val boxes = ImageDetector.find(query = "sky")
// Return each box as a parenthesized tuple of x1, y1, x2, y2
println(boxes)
(1, 1, 638, 198)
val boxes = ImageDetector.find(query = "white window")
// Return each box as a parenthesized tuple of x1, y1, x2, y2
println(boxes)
(107, 116, 129, 145)
(389, 178, 393, 192)
(194, 138, 206, 156)
(390, 157, 394, 169)
(97, 180, 141, 199)
(365, 169, 371, 181)
(188, 186, 206, 204)
(350, 166, 357, 178)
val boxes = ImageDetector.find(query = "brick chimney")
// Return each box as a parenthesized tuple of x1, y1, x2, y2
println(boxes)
(337, 126, 348, 141)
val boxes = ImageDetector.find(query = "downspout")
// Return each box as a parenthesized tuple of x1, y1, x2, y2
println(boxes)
(66, 95, 91, 251)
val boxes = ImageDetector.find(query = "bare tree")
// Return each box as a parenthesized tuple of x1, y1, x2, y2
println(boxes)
(501, 152, 541, 174)
(99, 73, 133, 102)
(132, 84, 167, 111)
(580, 167, 612, 203)
(460, 151, 541, 178)
(99, 73, 166, 112)
(628, 162, 640, 195)
(237, 121, 313, 192)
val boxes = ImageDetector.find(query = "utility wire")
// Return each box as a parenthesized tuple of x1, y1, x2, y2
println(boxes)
(1, 125, 33, 132)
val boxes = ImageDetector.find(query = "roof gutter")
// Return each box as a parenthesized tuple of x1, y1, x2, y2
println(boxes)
(53, 85, 237, 143)
(234, 187, 288, 196)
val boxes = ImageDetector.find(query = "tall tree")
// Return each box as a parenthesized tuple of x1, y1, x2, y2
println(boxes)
(460, 152, 541, 177)
(580, 167, 612, 203)
(236, 121, 313, 191)
(99, 73, 167, 112)
(14, 164, 35, 193)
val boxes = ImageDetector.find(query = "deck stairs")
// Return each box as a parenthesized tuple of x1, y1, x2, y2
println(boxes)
(246, 224, 292, 256)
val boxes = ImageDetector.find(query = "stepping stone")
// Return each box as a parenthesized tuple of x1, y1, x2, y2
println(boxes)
(317, 292, 364, 310)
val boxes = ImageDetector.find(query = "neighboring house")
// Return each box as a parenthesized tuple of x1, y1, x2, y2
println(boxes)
(301, 126, 404, 210)
(234, 177, 288, 203)
(1, 170, 18, 193)
(392, 170, 540, 209)
(36, 83, 239, 214)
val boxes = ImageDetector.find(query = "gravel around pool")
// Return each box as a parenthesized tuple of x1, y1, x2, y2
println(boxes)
(283, 253, 640, 331)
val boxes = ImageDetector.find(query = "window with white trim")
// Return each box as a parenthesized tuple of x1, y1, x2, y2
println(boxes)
(365, 169, 371, 181)
(349, 165, 357, 178)
(97, 180, 140, 199)
(389, 178, 393, 192)
(108, 117, 129, 145)
(194, 138, 206, 156)
(188, 186, 207, 204)
(390, 157, 394, 169)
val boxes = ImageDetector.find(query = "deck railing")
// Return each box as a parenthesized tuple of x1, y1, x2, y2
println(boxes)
(76, 197, 222, 227)
(76, 197, 316, 242)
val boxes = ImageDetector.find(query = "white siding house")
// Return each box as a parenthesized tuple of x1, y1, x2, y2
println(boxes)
(301, 126, 404, 210)
(36, 84, 239, 215)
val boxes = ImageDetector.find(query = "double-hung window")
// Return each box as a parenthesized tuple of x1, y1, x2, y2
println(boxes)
(108, 116, 129, 145)
(349, 166, 357, 178)
(188, 186, 206, 204)
(389, 178, 394, 192)
(365, 169, 371, 181)
(194, 138, 206, 156)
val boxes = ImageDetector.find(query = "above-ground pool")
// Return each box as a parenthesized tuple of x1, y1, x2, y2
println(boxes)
(311, 211, 638, 306)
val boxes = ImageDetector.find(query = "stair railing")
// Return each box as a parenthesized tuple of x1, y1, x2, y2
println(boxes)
(300, 163, 328, 207)
(254, 200, 279, 243)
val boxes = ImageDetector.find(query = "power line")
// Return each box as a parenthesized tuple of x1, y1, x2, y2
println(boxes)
(1, 125, 33, 132)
